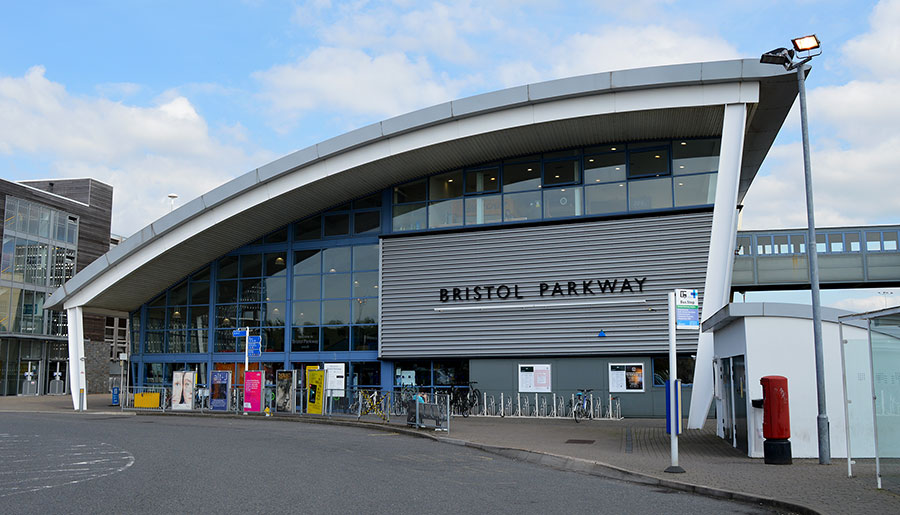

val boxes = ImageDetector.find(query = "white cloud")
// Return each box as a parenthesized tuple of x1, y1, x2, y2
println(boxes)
(263, 2, 741, 126)
(842, 0, 900, 78)
(546, 26, 740, 79)
(95, 82, 142, 98)
(253, 47, 468, 126)
(0, 66, 269, 235)
(810, 79, 900, 144)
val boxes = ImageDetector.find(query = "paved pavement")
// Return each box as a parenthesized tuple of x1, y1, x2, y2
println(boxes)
(2, 394, 898, 514)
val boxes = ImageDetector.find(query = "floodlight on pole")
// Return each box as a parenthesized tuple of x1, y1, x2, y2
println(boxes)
(167, 193, 179, 212)
(792, 35, 821, 52)
(760, 35, 830, 465)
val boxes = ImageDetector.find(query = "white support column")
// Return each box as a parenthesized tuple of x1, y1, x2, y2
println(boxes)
(66, 306, 87, 411)
(687, 102, 746, 429)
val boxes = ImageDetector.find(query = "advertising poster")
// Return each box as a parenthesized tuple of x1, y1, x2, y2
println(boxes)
(324, 363, 345, 398)
(172, 371, 195, 410)
(518, 364, 551, 393)
(210, 371, 231, 411)
(243, 370, 264, 412)
(306, 369, 325, 415)
(609, 363, 644, 392)
(275, 370, 296, 413)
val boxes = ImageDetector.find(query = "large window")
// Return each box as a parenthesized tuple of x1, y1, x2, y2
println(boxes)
(390, 139, 720, 232)
(291, 244, 378, 353)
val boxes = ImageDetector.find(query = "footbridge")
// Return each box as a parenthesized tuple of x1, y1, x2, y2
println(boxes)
(732, 224, 900, 291)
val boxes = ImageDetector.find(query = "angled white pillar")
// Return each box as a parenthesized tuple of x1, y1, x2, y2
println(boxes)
(66, 306, 88, 411)
(687, 102, 746, 429)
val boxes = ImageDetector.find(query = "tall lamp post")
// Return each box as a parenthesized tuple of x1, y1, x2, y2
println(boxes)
(760, 35, 830, 465)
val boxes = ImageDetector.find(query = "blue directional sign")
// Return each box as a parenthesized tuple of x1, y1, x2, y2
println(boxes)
(248, 335, 261, 344)
(232, 329, 247, 337)
(248, 342, 262, 358)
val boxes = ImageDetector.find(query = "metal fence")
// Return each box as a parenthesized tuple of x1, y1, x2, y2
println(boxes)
(122, 384, 624, 425)
(470, 390, 622, 420)
(121, 386, 167, 412)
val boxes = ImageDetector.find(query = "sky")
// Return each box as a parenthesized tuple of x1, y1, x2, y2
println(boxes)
(1, 0, 898, 310)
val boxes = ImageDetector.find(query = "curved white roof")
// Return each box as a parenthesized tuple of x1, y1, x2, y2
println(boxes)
(47, 58, 801, 315)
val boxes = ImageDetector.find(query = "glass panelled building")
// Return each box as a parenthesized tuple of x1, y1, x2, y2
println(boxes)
(0, 195, 78, 395)
(127, 138, 721, 402)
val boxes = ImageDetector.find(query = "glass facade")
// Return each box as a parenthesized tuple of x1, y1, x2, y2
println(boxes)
(0, 196, 79, 395)
(131, 138, 721, 388)
(0, 196, 78, 335)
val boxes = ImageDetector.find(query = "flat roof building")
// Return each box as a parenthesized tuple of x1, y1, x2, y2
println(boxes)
(47, 59, 800, 421)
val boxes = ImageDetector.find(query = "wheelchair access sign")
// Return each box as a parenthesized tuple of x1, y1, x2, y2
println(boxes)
(674, 289, 699, 330)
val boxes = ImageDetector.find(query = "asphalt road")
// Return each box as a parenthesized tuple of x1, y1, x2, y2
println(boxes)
(0, 413, 784, 514)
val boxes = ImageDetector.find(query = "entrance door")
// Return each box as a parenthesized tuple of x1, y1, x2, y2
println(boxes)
(720, 358, 733, 443)
(48, 361, 68, 395)
(732, 355, 748, 454)
(19, 360, 41, 395)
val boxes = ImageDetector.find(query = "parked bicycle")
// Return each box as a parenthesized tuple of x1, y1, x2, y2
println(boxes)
(572, 388, 593, 423)
(449, 381, 481, 417)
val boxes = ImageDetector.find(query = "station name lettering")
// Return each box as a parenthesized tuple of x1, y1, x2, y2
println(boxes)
(439, 278, 647, 302)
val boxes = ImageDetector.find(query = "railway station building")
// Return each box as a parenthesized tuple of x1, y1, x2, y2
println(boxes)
(47, 58, 802, 422)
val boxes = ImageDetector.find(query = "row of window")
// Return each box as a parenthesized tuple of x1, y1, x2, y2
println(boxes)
(4, 196, 79, 245)
(737, 230, 900, 256)
(142, 323, 379, 354)
(391, 139, 720, 232)
(0, 238, 76, 287)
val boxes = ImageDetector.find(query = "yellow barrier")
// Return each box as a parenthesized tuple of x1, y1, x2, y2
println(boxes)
(134, 392, 161, 409)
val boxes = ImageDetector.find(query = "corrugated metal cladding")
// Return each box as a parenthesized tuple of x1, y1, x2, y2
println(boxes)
(379, 212, 713, 358)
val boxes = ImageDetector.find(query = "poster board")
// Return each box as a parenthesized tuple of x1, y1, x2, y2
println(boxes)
(171, 370, 195, 410)
(609, 363, 644, 392)
(306, 369, 325, 415)
(324, 363, 345, 398)
(243, 370, 264, 412)
(518, 364, 551, 393)
(275, 370, 296, 413)
(209, 371, 231, 411)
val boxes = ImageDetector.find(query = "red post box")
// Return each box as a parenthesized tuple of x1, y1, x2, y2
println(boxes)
(760, 375, 791, 464)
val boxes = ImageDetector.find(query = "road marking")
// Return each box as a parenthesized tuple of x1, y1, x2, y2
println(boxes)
(0, 435, 134, 498)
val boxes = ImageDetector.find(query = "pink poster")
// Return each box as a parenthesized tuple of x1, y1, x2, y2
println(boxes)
(244, 371, 263, 412)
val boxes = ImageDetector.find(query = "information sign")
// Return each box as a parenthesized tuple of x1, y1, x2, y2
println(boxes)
(518, 364, 551, 393)
(324, 363, 345, 398)
(248, 343, 262, 358)
(232, 329, 247, 337)
(675, 289, 699, 330)
(248, 335, 261, 344)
